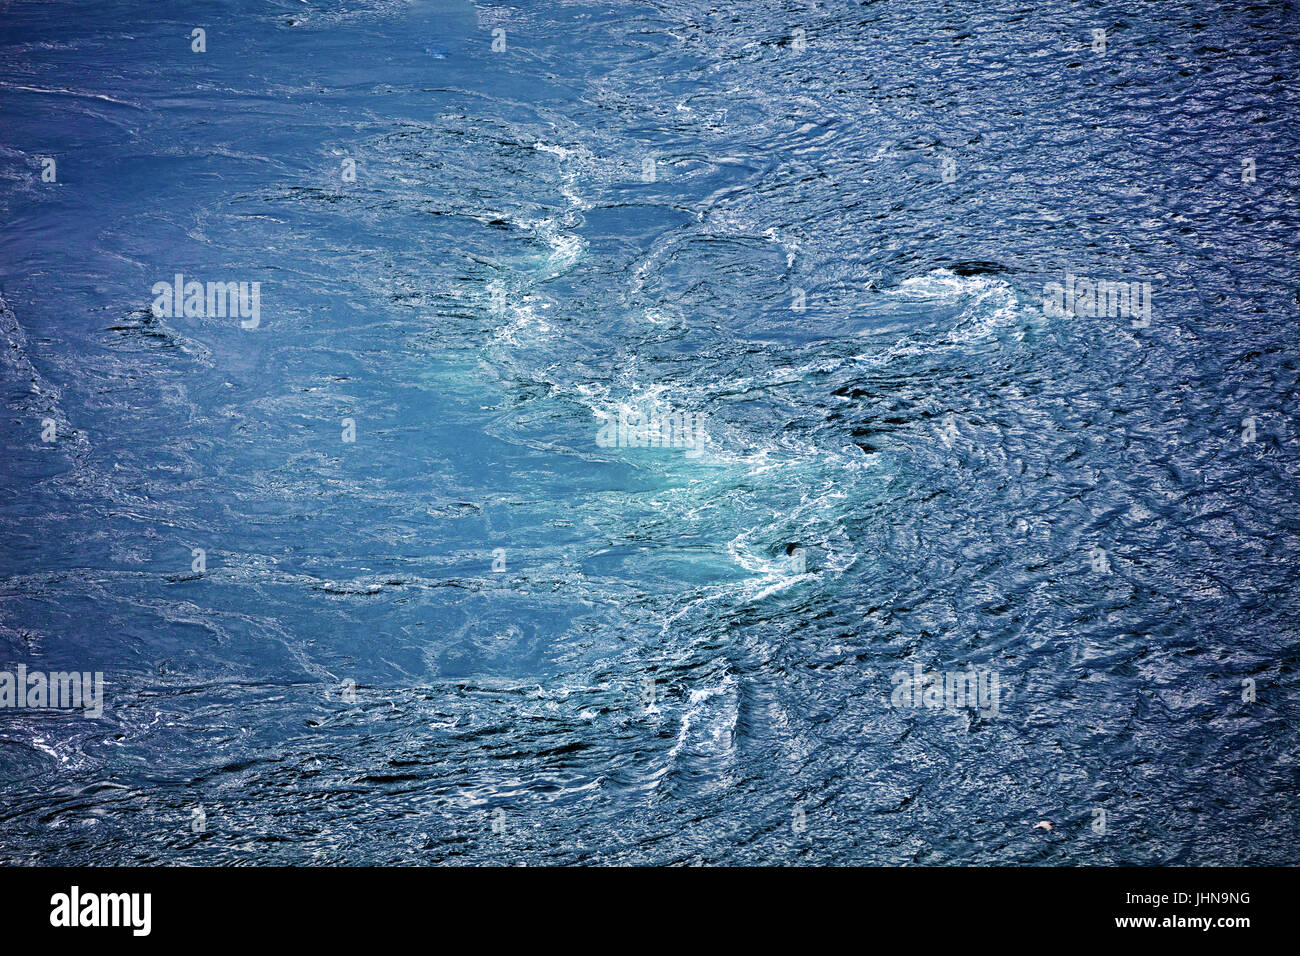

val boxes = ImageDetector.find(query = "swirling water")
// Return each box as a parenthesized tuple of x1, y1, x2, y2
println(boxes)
(0, 0, 1298, 865)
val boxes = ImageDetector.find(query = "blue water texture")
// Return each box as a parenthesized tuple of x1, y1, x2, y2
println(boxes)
(0, 0, 1298, 864)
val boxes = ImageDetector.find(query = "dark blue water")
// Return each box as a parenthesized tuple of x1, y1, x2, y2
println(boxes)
(1, 0, 1298, 864)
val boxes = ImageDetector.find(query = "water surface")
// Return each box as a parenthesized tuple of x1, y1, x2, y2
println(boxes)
(1, 0, 1298, 864)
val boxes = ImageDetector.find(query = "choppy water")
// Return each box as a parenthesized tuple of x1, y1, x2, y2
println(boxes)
(1, 0, 1298, 865)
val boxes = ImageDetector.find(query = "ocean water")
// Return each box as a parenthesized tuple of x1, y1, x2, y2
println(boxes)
(0, 0, 1298, 865)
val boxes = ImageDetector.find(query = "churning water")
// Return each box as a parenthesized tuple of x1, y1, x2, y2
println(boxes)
(1, 0, 1298, 864)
